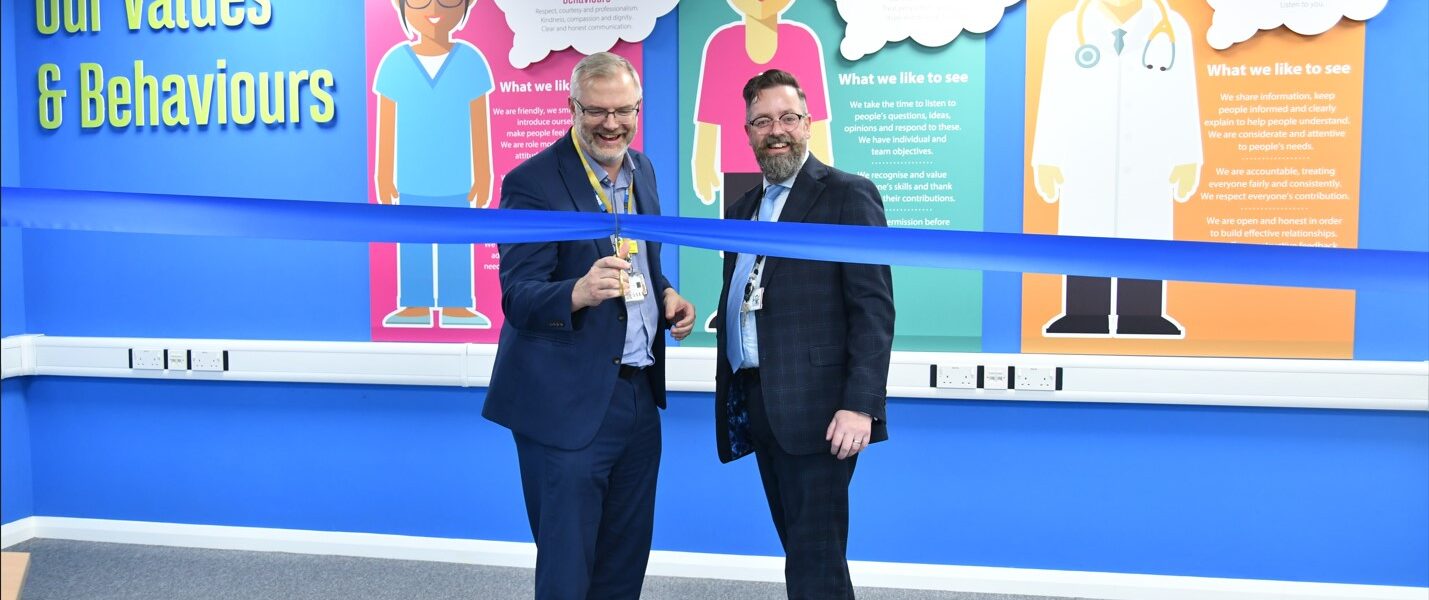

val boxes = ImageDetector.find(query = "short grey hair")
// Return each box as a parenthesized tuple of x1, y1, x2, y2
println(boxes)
(569, 52, 642, 102)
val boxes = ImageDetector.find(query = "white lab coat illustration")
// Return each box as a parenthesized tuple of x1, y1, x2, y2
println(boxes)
(1032, 1, 1202, 241)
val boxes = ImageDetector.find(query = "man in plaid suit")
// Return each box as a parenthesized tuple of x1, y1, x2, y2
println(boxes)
(713, 69, 895, 600)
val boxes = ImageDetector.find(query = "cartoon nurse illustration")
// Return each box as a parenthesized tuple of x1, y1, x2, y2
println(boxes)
(1032, 0, 1202, 337)
(693, 0, 833, 331)
(374, 0, 494, 329)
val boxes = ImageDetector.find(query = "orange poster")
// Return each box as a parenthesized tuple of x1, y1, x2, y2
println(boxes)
(1023, 0, 1363, 358)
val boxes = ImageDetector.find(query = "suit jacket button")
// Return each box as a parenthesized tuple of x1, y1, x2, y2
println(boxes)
(618, 313, 626, 322)
(611, 357, 621, 365)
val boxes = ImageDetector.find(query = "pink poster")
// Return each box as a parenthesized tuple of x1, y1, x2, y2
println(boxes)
(365, 0, 643, 342)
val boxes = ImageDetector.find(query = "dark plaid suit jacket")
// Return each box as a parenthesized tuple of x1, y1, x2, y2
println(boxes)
(714, 155, 895, 462)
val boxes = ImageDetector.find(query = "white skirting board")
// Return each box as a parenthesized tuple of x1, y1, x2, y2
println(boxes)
(0, 517, 1422, 600)
(0, 517, 35, 550)
(1, 334, 1426, 411)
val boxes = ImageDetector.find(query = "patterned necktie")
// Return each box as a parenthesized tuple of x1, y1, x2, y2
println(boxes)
(725, 184, 785, 371)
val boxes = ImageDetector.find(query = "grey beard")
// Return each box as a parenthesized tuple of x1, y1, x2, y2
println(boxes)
(587, 144, 625, 166)
(756, 142, 805, 182)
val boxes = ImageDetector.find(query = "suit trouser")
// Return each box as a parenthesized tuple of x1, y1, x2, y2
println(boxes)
(741, 370, 858, 600)
(513, 369, 660, 600)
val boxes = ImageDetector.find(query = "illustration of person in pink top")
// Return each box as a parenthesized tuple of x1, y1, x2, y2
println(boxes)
(693, 0, 833, 331)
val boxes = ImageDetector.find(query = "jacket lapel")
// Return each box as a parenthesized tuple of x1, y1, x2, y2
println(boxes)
(631, 152, 659, 218)
(630, 151, 662, 279)
(556, 130, 613, 258)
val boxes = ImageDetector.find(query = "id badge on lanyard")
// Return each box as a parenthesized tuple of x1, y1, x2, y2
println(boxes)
(741, 258, 765, 313)
(573, 134, 647, 303)
(614, 236, 648, 303)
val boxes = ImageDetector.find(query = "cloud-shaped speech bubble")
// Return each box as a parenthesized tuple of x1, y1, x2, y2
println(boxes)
(836, 0, 1020, 61)
(493, 0, 677, 69)
(1207, 0, 1387, 50)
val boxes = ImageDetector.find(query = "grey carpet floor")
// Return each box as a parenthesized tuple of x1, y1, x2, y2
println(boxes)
(5, 539, 1083, 600)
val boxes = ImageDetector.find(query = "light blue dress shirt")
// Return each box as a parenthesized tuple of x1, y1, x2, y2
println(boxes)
(727, 153, 807, 370)
(577, 147, 658, 368)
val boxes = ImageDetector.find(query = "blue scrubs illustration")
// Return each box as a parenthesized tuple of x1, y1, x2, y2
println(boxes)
(374, 0, 494, 329)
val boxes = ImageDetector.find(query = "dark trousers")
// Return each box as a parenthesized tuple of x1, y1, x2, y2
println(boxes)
(742, 370, 858, 600)
(514, 370, 661, 600)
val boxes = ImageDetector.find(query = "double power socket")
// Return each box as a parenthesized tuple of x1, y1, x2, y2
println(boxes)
(931, 365, 1062, 391)
(130, 348, 228, 372)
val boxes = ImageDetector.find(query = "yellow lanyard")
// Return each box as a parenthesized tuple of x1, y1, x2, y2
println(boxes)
(571, 133, 635, 216)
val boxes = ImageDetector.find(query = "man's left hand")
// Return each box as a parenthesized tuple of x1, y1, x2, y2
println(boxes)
(826, 410, 872, 460)
(664, 289, 696, 340)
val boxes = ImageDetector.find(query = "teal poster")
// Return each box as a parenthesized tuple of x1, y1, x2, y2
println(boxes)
(678, 0, 987, 351)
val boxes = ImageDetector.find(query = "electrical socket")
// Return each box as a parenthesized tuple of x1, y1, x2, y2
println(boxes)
(981, 365, 1010, 390)
(1014, 366, 1061, 391)
(166, 349, 189, 371)
(130, 348, 165, 370)
(191, 350, 227, 372)
(931, 365, 977, 389)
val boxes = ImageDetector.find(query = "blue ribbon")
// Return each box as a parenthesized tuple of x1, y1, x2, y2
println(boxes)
(3, 186, 1425, 293)
(0, 187, 613, 244)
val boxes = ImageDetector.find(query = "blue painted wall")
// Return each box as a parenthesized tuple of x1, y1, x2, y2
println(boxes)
(20, 377, 1428, 586)
(1, 0, 19, 188)
(1, 0, 25, 336)
(0, 225, 28, 524)
(1, 0, 32, 526)
(1353, 0, 1429, 360)
(3, 2, 1427, 591)
(0, 225, 25, 530)
(1, 227, 24, 338)
(0, 379, 34, 525)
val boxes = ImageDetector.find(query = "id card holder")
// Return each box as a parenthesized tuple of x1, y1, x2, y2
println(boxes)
(624, 270, 648, 303)
(744, 287, 765, 312)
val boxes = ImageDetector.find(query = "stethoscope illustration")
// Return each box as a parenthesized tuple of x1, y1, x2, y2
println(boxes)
(1073, 0, 1176, 71)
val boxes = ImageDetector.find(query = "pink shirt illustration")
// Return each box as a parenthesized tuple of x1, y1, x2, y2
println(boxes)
(696, 22, 830, 174)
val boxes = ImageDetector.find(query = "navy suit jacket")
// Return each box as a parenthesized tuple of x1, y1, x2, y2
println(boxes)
(714, 155, 896, 462)
(484, 131, 672, 450)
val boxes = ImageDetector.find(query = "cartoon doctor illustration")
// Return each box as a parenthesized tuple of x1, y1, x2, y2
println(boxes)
(1032, 0, 1202, 337)
(374, 0, 494, 329)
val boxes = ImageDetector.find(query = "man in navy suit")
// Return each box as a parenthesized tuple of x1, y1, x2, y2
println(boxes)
(484, 51, 695, 600)
(714, 69, 895, 600)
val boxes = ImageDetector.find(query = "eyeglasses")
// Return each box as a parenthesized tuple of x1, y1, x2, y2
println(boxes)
(404, 0, 465, 9)
(572, 99, 641, 123)
(747, 113, 807, 131)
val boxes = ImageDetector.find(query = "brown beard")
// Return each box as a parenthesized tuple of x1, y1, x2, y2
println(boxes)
(755, 133, 807, 182)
